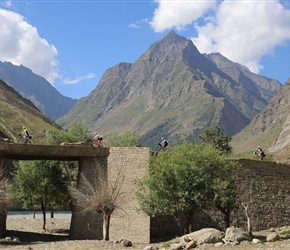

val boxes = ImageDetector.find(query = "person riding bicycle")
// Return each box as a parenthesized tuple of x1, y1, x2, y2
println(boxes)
(92, 132, 103, 146)
(20, 126, 30, 143)
(158, 138, 168, 150)
(256, 146, 265, 160)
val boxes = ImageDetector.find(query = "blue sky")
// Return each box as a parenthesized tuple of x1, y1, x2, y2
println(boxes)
(0, 0, 290, 99)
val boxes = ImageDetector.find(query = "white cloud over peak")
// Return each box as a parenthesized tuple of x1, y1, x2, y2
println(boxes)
(151, 0, 290, 74)
(0, 8, 59, 84)
(150, 0, 216, 32)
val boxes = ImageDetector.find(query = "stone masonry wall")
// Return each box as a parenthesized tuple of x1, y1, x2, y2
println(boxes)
(108, 147, 151, 244)
(235, 159, 290, 231)
(150, 159, 290, 239)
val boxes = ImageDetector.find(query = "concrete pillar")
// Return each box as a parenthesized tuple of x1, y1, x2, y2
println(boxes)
(0, 157, 6, 238)
(69, 157, 107, 240)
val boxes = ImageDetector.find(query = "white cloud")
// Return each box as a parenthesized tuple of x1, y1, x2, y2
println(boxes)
(0, 8, 59, 84)
(63, 73, 95, 85)
(150, 0, 217, 32)
(129, 18, 149, 29)
(150, 0, 290, 74)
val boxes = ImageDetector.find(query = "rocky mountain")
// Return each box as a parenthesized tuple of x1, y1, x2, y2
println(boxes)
(57, 31, 282, 148)
(0, 61, 77, 120)
(231, 78, 290, 163)
(0, 78, 61, 143)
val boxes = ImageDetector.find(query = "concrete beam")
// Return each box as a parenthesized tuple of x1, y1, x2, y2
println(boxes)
(0, 143, 109, 160)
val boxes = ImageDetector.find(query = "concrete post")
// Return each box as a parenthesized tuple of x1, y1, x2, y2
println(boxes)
(69, 157, 106, 240)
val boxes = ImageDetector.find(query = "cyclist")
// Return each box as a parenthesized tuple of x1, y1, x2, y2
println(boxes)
(92, 132, 103, 147)
(256, 146, 265, 160)
(21, 126, 30, 143)
(158, 138, 168, 150)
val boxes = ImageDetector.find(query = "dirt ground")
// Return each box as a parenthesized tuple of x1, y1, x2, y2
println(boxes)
(2, 211, 290, 250)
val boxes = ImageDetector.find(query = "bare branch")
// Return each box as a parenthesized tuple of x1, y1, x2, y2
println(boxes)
(242, 202, 252, 237)
(69, 163, 129, 240)
(0, 166, 9, 214)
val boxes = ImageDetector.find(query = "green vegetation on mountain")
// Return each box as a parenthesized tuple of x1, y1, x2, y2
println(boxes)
(0, 79, 61, 143)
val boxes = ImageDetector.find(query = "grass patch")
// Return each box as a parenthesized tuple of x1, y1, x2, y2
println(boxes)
(279, 229, 290, 235)
(161, 242, 171, 248)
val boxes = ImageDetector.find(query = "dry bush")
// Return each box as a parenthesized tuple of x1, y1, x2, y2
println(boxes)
(69, 165, 128, 240)
(0, 166, 8, 214)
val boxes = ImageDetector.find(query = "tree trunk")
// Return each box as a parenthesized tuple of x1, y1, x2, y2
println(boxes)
(51, 208, 54, 218)
(41, 204, 46, 230)
(224, 211, 231, 228)
(173, 214, 186, 235)
(185, 213, 194, 233)
(103, 213, 111, 241)
(242, 203, 252, 237)
(33, 209, 35, 219)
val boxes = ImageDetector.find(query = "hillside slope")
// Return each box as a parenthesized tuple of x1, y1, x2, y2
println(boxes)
(231, 78, 290, 163)
(0, 79, 61, 143)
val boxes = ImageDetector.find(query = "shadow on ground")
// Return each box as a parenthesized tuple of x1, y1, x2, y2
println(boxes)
(1, 229, 69, 246)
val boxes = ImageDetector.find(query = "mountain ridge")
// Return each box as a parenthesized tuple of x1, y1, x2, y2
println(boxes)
(57, 31, 282, 148)
(0, 61, 77, 120)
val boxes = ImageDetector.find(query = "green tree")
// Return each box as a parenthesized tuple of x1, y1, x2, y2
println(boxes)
(106, 131, 141, 147)
(199, 126, 232, 154)
(136, 142, 239, 234)
(13, 160, 69, 230)
(211, 160, 240, 228)
(47, 121, 90, 145)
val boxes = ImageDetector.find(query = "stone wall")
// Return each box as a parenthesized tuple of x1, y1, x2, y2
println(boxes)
(108, 147, 151, 244)
(235, 159, 290, 231)
(150, 159, 290, 240)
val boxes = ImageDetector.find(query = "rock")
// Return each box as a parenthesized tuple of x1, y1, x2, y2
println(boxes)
(214, 242, 224, 247)
(13, 237, 20, 242)
(120, 239, 133, 247)
(252, 238, 263, 244)
(185, 240, 197, 249)
(181, 228, 224, 244)
(223, 227, 252, 244)
(267, 232, 280, 242)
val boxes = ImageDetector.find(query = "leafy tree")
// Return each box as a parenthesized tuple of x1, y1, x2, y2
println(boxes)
(136, 142, 239, 234)
(69, 165, 128, 240)
(47, 121, 90, 145)
(199, 126, 232, 154)
(13, 160, 69, 230)
(211, 160, 240, 228)
(106, 131, 141, 147)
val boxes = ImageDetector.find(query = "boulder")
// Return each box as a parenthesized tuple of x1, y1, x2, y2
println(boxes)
(223, 227, 252, 245)
(181, 228, 223, 245)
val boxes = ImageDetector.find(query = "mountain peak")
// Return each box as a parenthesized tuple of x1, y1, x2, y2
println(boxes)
(162, 30, 188, 43)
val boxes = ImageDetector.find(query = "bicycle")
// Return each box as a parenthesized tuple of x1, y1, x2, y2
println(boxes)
(92, 140, 106, 147)
(18, 134, 32, 144)
(253, 151, 266, 160)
